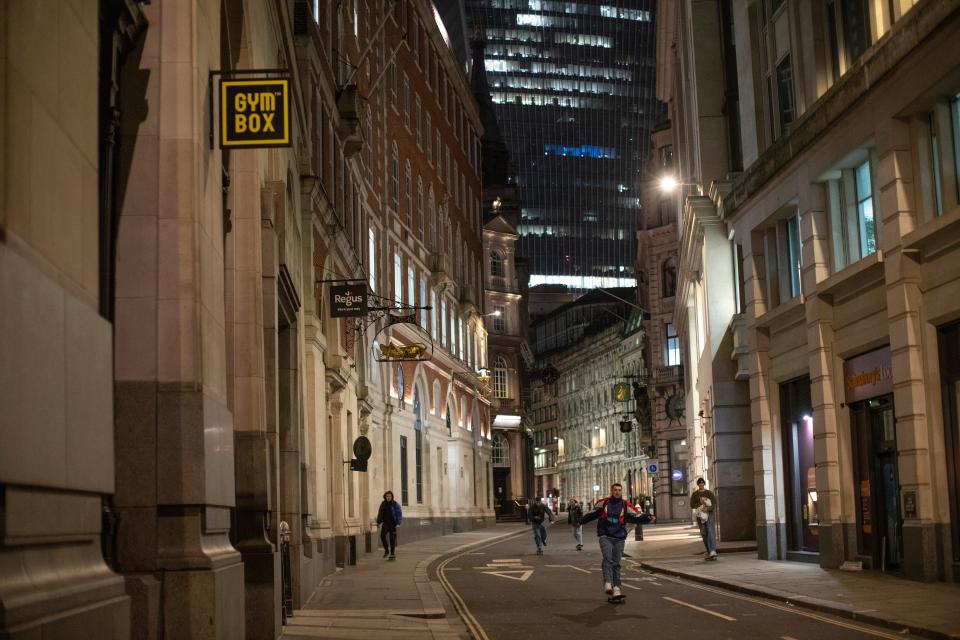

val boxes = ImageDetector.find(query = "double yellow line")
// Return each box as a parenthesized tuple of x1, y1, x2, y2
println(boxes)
(434, 529, 527, 640)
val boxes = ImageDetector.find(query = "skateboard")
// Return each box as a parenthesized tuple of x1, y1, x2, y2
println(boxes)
(388, 555, 396, 561)
(704, 555, 717, 561)
(607, 595, 626, 604)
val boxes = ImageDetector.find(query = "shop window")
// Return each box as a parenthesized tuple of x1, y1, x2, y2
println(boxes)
(826, 158, 877, 270)
(668, 439, 688, 495)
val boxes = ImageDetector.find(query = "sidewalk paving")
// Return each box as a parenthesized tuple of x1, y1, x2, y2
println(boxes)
(627, 526, 960, 640)
(281, 524, 526, 639)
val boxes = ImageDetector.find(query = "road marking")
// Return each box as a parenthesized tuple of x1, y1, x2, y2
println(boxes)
(546, 564, 592, 574)
(481, 569, 533, 582)
(444, 567, 462, 571)
(623, 583, 642, 591)
(650, 573, 910, 639)
(781, 636, 800, 640)
(663, 596, 737, 622)
(491, 559, 521, 564)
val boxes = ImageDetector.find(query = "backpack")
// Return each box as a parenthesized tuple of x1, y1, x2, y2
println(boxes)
(530, 502, 546, 522)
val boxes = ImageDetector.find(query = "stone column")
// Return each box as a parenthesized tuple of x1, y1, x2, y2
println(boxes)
(877, 122, 938, 581)
(800, 188, 847, 568)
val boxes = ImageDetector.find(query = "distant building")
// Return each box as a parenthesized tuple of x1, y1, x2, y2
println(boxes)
(464, 0, 661, 289)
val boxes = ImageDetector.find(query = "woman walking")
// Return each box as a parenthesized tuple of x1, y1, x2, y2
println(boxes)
(376, 491, 402, 559)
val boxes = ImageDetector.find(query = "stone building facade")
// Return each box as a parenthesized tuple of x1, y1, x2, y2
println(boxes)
(0, 0, 494, 638)
(663, 0, 960, 581)
(637, 122, 690, 522)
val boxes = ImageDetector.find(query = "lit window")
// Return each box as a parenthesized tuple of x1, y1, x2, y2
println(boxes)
(493, 356, 509, 398)
(493, 305, 505, 332)
(368, 228, 377, 291)
(665, 324, 681, 367)
(826, 159, 877, 270)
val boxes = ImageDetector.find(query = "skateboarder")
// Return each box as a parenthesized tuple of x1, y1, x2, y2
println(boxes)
(690, 478, 718, 560)
(376, 490, 402, 559)
(567, 499, 584, 551)
(528, 498, 555, 555)
(580, 483, 655, 602)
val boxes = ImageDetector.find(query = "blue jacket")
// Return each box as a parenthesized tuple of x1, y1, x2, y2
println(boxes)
(580, 497, 652, 539)
(377, 500, 402, 526)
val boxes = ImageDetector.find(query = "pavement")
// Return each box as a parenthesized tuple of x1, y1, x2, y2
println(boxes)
(629, 524, 960, 640)
(281, 524, 527, 639)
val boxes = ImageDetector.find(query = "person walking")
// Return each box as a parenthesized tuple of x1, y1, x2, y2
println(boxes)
(580, 483, 655, 601)
(567, 499, 584, 551)
(376, 491, 402, 559)
(529, 498, 555, 555)
(690, 478, 718, 560)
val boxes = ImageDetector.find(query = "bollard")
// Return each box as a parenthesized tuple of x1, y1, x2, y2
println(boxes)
(635, 524, 643, 541)
(280, 521, 293, 623)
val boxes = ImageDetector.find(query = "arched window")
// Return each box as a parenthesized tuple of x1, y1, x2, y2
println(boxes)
(493, 355, 509, 399)
(662, 257, 677, 298)
(446, 408, 452, 436)
(413, 387, 424, 504)
(490, 250, 504, 277)
(391, 142, 399, 210)
(492, 434, 509, 465)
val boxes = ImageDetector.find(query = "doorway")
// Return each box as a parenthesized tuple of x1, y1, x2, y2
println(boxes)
(493, 468, 511, 516)
(850, 395, 902, 570)
(780, 377, 818, 554)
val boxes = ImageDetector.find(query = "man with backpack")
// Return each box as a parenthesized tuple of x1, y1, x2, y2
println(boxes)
(580, 483, 655, 601)
(567, 499, 584, 551)
(528, 497, 555, 555)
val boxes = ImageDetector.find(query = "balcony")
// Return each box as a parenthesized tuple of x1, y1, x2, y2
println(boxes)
(653, 364, 683, 382)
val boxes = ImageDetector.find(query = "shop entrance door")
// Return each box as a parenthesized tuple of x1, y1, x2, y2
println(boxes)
(780, 377, 818, 553)
(851, 395, 902, 570)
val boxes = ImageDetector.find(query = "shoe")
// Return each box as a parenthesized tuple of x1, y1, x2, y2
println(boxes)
(604, 582, 613, 595)
(383, 551, 389, 558)
(576, 544, 583, 551)
(611, 586, 622, 598)
(537, 548, 543, 555)
(389, 553, 396, 560)
(706, 551, 718, 560)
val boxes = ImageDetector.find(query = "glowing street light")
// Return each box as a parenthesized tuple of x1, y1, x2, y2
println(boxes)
(659, 175, 678, 192)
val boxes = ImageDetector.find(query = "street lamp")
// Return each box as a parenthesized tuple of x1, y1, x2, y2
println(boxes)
(658, 174, 702, 194)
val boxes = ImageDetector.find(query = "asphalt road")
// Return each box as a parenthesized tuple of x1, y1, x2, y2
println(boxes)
(437, 524, 916, 640)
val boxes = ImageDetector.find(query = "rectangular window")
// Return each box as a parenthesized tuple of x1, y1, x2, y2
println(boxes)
(400, 435, 409, 505)
(426, 113, 433, 164)
(420, 278, 427, 330)
(493, 305, 505, 332)
(458, 318, 465, 360)
(441, 299, 448, 346)
(785, 212, 803, 298)
(431, 290, 438, 341)
(403, 74, 410, 129)
(415, 96, 422, 148)
(840, 0, 871, 66)
(776, 56, 795, 132)
(407, 266, 415, 308)
(436, 133, 443, 181)
(669, 439, 689, 495)
(827, 159, 877, 270)
(665, 324, 681, 366)
(394, 253, 402, 303)
(369, 228, 377, 291)
(415, 425, 423, 504)
(763, 211, 803, 307)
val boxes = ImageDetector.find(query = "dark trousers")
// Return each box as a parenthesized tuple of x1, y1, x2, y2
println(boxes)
(380, 525, 397, 554)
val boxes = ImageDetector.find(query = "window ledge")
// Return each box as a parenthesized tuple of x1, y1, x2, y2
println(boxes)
(817, 250, 884, 300)
(902, 209, 960, 261)
(755, 294, 805, 330)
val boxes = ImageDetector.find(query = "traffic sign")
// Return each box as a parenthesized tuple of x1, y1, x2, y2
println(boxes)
(647, 463, 658, 473)
(672, 469, 684, 481)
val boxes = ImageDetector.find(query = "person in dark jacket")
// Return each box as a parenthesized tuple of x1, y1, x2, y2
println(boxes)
(528, 498, 555, 555)
(376, 491, 402, 559)
(567, 499, 584, 551)
(580, 483, 655, 599)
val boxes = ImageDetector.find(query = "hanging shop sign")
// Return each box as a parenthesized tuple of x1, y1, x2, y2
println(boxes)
(613, 382, 631, 402)
(219, 78, 290, 148)
(329, 283, 368, 317)
(843, 347, 893, 404)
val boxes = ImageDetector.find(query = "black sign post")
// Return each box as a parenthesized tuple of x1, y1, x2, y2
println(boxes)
(329, 283, 368, 317)
(219, 78, 290, 148)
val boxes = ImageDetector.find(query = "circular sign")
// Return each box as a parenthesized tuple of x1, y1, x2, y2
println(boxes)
(671, 469, 683, 481)
(647, 463, 658, 474)
(592, 484, 600, 492)
(353, 436, 372, 461)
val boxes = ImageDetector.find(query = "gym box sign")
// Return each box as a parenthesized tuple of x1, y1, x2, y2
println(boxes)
(219, 79, 290, 148)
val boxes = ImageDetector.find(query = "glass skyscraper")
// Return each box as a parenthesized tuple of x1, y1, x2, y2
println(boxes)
(464, 0, 660, 289)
